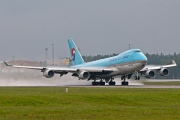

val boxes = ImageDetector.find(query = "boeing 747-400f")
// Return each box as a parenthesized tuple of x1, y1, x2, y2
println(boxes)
(4, 38, 177, 85)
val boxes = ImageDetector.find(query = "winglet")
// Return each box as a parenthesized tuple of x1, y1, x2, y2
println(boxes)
(3, 61, 12, 66)
(172, 60, 177, 66)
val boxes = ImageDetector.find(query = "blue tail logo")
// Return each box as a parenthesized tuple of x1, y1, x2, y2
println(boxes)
(71, 48, 76, 61)
(68, 38, 85, 65)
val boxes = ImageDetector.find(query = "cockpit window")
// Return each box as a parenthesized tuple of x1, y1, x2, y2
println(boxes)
(135, 50, 141, 52)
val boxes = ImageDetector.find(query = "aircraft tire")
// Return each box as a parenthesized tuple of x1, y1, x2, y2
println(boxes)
(122, 81, 129, 86)
(113, 82, 116, 85)
(109, 82, 112, 85)
(98, 82, 105, 85)
(135, 76, 140, 80)
(92, 82, 95, 85)
(125, 81, 129, 85)
(122, 81, 124, 85)
(92, 82, 98, 85)
(102, 82, 105, 85)
(109, 82, 116, 85)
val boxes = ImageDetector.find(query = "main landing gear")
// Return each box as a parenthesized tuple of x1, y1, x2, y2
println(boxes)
(92, 77, 115, 86)
(91, 72, 141, 86)
(109, 77, 116, 85)
(92, 81, 105, 85)
(122, 81, 129, 85)
(92, 78, 106, 85)
(121, 76, 129, 86)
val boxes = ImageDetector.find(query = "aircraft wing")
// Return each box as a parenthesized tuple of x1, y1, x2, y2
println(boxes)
(3, 61, 114, 73)
(44, 67, 114, 73)
(140, 60, 177, 71)
(4, 61, 44, 70)
(4, 61, 78, 72)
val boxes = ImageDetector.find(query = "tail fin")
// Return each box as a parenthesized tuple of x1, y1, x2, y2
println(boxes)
(68, 38, 85, 65)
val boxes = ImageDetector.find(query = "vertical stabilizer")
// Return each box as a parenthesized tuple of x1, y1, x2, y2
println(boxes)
(68, 38, 85, 65)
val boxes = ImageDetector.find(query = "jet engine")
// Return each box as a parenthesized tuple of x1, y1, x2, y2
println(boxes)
(145, 70, 155, 78)
(158, 68, 169, 76)
(78, 71, 90, 80)
(43, 70, 54, 78)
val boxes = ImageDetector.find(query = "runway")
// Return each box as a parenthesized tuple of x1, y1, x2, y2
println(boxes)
(63, 85, 180, 88)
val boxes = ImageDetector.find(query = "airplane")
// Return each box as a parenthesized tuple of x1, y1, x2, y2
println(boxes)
(4, 38, 177, 85)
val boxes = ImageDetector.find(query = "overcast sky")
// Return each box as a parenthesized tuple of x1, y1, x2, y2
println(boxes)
(0, 0, 180, 61)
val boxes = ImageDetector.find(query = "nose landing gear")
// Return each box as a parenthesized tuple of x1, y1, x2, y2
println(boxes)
(135, 71, 140, 80)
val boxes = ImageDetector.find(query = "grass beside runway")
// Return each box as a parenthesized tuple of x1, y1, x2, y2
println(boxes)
(0, 87, 180, 120)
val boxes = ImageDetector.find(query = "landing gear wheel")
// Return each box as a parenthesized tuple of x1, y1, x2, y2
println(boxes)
(122, 81, 129, 85)
(98, 82, 105, 85)
(92, 82, 98, 85)
(135, 76, 140, 80)
(109, 81, 116, 85)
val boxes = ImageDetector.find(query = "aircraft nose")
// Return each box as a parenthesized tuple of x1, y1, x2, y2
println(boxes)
(137, 52, 147, 62)
(142, 53, 148, 61)
(143, 54, 148, 61)
(139, 53, 147, 67)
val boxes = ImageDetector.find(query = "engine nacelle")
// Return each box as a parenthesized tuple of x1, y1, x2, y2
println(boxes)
(145, 70, 155, 78)
(78, 71, 90, 80)
(43, 70, 54, 78)
(158, 68, 169, 76)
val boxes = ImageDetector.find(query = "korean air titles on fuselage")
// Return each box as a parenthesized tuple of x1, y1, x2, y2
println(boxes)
(109, 55, 129, 62)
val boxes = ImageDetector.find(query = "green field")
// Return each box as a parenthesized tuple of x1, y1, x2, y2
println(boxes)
(0, 87, 180, 120)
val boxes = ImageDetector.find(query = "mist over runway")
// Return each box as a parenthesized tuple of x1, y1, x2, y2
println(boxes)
(0, 69, 144, 86)
(1, 68, 180, 87)
(0, 69, 90, 86)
